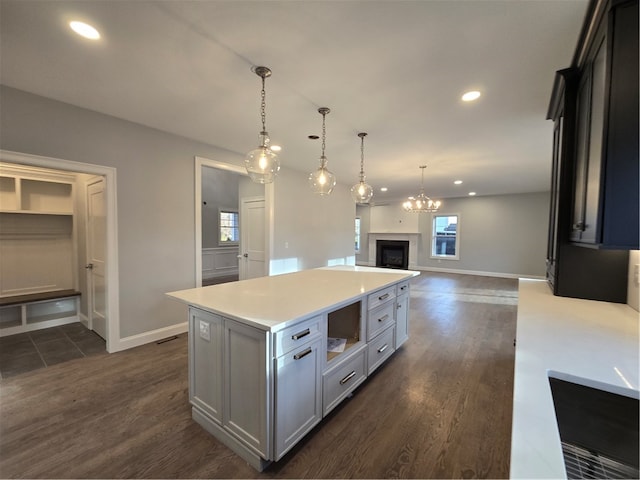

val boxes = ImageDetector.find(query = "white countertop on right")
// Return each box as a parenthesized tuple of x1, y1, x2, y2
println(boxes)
(510, 279, 639, 479)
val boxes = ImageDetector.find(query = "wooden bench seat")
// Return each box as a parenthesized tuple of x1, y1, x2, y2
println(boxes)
(0, 289, 81, 307)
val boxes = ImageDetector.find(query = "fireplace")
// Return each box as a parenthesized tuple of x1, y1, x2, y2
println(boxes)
(376, 240, 409, 270)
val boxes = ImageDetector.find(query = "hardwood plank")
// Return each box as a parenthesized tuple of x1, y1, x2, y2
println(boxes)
(0, 272, 517, 478)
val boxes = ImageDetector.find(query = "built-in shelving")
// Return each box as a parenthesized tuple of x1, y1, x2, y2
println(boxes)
(0, 291, 80, 337)
(326, 301, 361, 363)
(0, 163, 78, 329)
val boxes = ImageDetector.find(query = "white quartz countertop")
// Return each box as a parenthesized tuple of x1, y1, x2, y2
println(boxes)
(510, 279, 639, 479)
(166, 266, 418, 331)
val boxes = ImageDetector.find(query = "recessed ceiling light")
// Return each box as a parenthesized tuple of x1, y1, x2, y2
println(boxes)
(380, 187, 388, 192)
(69, 21, 100, 40)
(454, 180, 463, 185)
(462, 91, 481, 102)
(270, 145, 281, 152)
(468, 191, 477, 196)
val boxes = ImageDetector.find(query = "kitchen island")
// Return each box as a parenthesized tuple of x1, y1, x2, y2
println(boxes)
(167, 266, 419, 470)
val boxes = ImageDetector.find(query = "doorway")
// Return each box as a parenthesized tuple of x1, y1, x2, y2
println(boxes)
(0, 150, 119, 352)
(194, 156, 272, 286)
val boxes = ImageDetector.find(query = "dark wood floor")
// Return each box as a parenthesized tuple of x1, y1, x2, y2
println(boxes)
(0, 272, 517, 479)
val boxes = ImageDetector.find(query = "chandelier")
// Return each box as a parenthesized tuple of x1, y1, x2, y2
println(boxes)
(245, 66, 280, 184)
(350, 132, 374, 204)
(403, 165, 441, 213)
(308, 107, 336, 195)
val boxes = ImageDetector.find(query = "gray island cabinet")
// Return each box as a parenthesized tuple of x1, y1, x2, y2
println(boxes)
(167, 266, 418, 470)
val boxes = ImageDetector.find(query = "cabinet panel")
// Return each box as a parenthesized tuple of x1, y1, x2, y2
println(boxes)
(367, 300, 395, 341)
(189, 308, 223, 424)
(224, 319, 269, 457)
(322, 346, 367, 416)
(367, 325, 395, 375)
(274, 337, 322, 460)
(274, 315, 322, 357)
(395, 291, 409, 348)
(581, 37, 606, 244)
(601, 0, 639, 248)
(368, 285, 396, 310)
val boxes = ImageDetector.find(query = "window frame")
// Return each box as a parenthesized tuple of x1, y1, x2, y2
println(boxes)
(430, 213, 460, 260)
(218, 208, 239, 246)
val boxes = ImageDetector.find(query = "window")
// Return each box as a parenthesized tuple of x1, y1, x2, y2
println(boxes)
(355, 217, 361, 252)
(219, 209, 239, 245)
(431, 214, 459, 259)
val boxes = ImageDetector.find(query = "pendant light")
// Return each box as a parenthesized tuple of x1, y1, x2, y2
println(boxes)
(245, 66, 280, 184)
(350, 132, 374, 204)
(403, 165, 441, 213)
(308, 107, 336, 195)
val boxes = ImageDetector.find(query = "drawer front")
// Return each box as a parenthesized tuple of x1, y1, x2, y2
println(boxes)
(367, 301, 395, 341)
(368, 285, 396, 310)
(367, 325, 395, 375)
(274, 315, 323, 357)
(396, 281, 410, 296)
(322, 347, 367, 416)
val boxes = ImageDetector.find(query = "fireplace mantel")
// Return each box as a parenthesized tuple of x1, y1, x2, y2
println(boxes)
(368, 233, 420, 269)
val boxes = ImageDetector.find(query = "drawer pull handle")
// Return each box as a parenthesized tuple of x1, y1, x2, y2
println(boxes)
(291, 328, 310, 340)
(340, 370, 357, 385)
(400, 285, 407, 291)
(293, 347, 312, 360)
(378, 293, 390, 301)
(378, 344, 388, 353)
(378, 314, 389, 322)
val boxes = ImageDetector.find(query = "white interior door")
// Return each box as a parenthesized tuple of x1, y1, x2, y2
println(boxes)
(240, 197, 265, 280)
(86, 178, 107, 339)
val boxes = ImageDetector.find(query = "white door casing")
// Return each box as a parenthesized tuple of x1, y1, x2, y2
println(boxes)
(240, 197, 265, 280)
(86, 178, 107, 340)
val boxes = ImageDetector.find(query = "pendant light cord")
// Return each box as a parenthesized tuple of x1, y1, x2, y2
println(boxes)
(360, 134, 366, 181)
(321, 111, 327, 166)
(260, 76, 267, 134)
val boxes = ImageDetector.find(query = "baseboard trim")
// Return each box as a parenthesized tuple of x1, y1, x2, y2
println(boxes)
(415, 265, 545, 280)
(358, 261, 544, 280)
(109, 322, 188, 353)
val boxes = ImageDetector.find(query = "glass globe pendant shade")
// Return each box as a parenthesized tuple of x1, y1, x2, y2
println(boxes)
(351, 180, 374, 204)
(308, 157, 336, 195)
(245, 131, 280, 184)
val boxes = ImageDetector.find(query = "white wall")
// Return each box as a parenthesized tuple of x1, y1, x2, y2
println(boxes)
(356, 204, 371, 265)
(0, 86, 243, 339)
(0, 85, 359, 344)
(271, 167, 355, 274)
(359, 192, 550, 277)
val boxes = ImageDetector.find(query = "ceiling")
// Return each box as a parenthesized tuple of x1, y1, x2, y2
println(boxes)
(0, 0, 589, 203)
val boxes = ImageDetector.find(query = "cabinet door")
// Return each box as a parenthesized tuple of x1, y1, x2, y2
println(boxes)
(571, 68, 591, 241)
(224, 319, 269, 458)
(581, 37, 606, 244)
(395, 292, 409, 348)
(189, 308, 223, 423)
(274, 337, 322, 460)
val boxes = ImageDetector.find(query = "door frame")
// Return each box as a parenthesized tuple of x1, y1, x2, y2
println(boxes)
(0, 149, 120, 353)
(194, 156, 273, 286)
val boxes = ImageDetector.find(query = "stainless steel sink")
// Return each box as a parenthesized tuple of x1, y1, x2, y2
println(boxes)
(548, 371, 639, 479)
